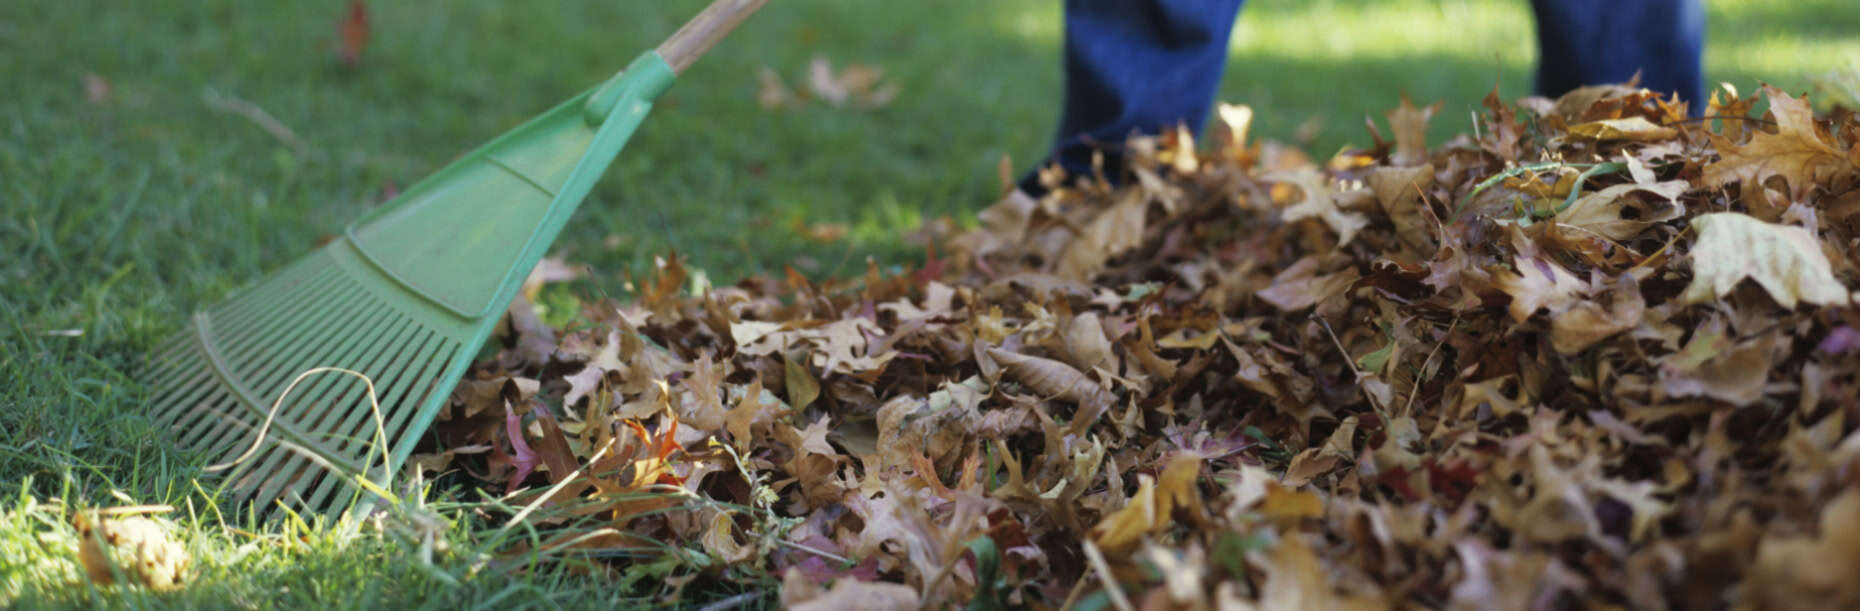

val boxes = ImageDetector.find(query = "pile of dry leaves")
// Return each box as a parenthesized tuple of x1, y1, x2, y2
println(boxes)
(422, 82, 1860, 609)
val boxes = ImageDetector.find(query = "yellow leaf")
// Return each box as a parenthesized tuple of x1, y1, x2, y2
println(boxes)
(1681, 212, 1850, 308)
(1090, 473, 1157, 553)
(1156, 328, 1220, 350)
(1259, 482, 1325, 521)
(1089, 454, 1203, 553)
(1212, 102, 1254, 163)
(75, 509, 189, 591)
(700, 511, 755, 564)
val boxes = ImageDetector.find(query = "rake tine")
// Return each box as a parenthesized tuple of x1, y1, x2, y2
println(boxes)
(152, 268, 348, 429)
(243, 313, 410, 508)
(302, 330, 446, 511)
(188, 280, 378, 455)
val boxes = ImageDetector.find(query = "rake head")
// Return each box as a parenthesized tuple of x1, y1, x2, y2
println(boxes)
(145, 250, 470, 515)
(142, 51, 680, 518)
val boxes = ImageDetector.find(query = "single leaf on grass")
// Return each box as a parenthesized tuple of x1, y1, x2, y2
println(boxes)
(84, 73, 111, 105)
(1680, 212, 1850, 308)
(334, 1, 368, 67)
(1702, 86, 1858, 200)
(806, 55, 899, 109)
(700, 511, 755, 565)
(756, 65, 799, 109)
(75, 509, 189, 590)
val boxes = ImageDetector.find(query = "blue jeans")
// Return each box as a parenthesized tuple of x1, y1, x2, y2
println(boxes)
(1023, 0, 1705, 194)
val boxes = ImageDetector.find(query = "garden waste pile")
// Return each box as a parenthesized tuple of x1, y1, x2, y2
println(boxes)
(424, 83, 1860, 609)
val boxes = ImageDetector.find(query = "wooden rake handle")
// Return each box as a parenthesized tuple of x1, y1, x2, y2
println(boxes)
(657, 0, 770, 74)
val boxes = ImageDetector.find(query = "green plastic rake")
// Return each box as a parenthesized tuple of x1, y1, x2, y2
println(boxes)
(143, 0, 766, 517)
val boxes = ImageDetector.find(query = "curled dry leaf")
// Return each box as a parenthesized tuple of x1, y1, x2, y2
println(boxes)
(985, 346, 1113, 424)
(1681, 212, 1850, 308)
(75, 509, 189, 591)
(1552, 180, 1687, 241)
(1567, 117, 1678, 141)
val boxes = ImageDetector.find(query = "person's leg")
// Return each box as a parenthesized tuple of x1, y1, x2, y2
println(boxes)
(1530, 0, 1705, 112)
(1020, 0, 1246, 196)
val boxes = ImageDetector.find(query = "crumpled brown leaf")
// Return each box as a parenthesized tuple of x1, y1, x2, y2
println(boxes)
(1703, 86, 1858, 200)
(75, 508, 188, 591)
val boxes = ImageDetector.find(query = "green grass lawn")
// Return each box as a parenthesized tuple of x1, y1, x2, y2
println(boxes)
(4, 0, 1857, 606)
